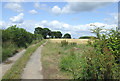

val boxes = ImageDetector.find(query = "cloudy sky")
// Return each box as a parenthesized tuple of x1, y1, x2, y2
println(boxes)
(0, 0, 119, 38)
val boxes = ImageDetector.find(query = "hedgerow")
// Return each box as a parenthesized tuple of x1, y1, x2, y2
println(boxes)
(2, 25, 43, 61)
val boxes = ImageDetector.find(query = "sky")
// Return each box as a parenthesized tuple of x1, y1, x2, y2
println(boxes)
(0, 0, 119, 38)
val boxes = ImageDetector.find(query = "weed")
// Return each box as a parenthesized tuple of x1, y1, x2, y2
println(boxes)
(61, 40, 68, 47)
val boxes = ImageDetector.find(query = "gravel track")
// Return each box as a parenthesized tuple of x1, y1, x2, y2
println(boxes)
(21, 42, 46, 79)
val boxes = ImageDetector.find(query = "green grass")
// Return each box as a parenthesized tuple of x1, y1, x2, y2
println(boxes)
(2, 40, 46, 80)
(41, 41, 90, 79)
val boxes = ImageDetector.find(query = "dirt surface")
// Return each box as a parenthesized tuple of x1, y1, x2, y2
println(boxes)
(0, 49, 26, 79)
(21, 42, 46, 79)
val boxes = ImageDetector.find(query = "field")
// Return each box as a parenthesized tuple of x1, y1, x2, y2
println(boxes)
(49, 39, 89, 44)
(41, 39, 119, 79)
(41, 40, 93, 79)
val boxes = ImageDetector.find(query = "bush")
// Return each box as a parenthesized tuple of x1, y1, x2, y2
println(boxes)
(2, 41, 18, 61)
(61, 40, 68, 47)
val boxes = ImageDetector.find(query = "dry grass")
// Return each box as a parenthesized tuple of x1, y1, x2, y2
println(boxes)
(41, 41, 73, 79)
(49, 39, 89, 44)
(4, 60, 13, 64)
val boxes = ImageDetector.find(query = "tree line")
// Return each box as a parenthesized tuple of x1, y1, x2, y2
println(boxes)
(34, 27, 71, 39)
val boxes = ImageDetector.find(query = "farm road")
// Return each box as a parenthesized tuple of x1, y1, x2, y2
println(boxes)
(0, 49, 26, 79)
(21, 42, 47, 79)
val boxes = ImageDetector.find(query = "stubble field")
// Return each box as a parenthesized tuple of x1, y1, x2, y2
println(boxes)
(49, 39, 89, 44)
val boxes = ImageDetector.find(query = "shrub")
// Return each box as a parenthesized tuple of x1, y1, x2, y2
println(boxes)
(61, 40, 68, 47)
(2, 41, 18, 61)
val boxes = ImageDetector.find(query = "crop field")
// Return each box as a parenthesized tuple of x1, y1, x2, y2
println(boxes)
(49, 39, 89, 44)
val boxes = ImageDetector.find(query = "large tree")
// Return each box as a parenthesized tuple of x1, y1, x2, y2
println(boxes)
(50, 31, 56, 38)
(43, 28, 51, 39)
(55, 31, 62, 38)
(50, 31, 62, 38)
(34, 27, 43, 34)
(63, 33, 71, 38)
(34, 27, 63, 39)
(34, 27, 51, 39)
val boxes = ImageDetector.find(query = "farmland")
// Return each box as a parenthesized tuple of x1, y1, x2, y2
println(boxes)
(49, 39, 89, 44)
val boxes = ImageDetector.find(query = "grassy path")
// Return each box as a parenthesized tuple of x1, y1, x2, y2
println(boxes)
(2, 40, 46, 80)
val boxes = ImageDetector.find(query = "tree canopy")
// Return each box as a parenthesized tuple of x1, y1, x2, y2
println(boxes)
(34, 27, 63, 39)
(63, 33, 71, 38)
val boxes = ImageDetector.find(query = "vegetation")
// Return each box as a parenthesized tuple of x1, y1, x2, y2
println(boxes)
(63, 33, 71, 38)
(42, 25, 119, 79)
(2, 24, 119, 79)
(50, 31, 62, 38)
(61, 40, 68, 47)
(41, 41, 73, 79)
(34, 27, 62, 39)
(79, 36, 97, 39)
(2, 25, 43, 61)
(90, 24, 103, 39)
(2, 40, 46, 80)
(60, 25, 120, 79)
(34, 27, 51, 39)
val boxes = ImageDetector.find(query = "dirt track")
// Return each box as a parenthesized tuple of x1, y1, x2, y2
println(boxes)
(21, 42, 46, 79)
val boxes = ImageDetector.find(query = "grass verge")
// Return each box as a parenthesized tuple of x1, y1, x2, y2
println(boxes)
(41, 41, 89, 79)
(41, 41, 71, 79)
(2, 40, 46, 80)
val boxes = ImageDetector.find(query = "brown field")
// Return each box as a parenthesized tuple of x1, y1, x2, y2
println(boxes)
(48, 39, 89, 44)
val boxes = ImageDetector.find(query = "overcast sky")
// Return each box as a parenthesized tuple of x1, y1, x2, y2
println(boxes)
(0, 0, 119, 38)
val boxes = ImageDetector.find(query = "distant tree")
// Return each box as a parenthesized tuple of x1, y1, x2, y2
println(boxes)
(34, 27, 63, 39)
(34, 27, 51, 39)
(34, 27, 43, 34)
(63, 33, 71, 38)
(50, 31, 62, 38)
(55, 31, 62, 38)
(79, 36, 97, 39)
(50, 31, 56, 38)
(42, 28, 51, 39)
